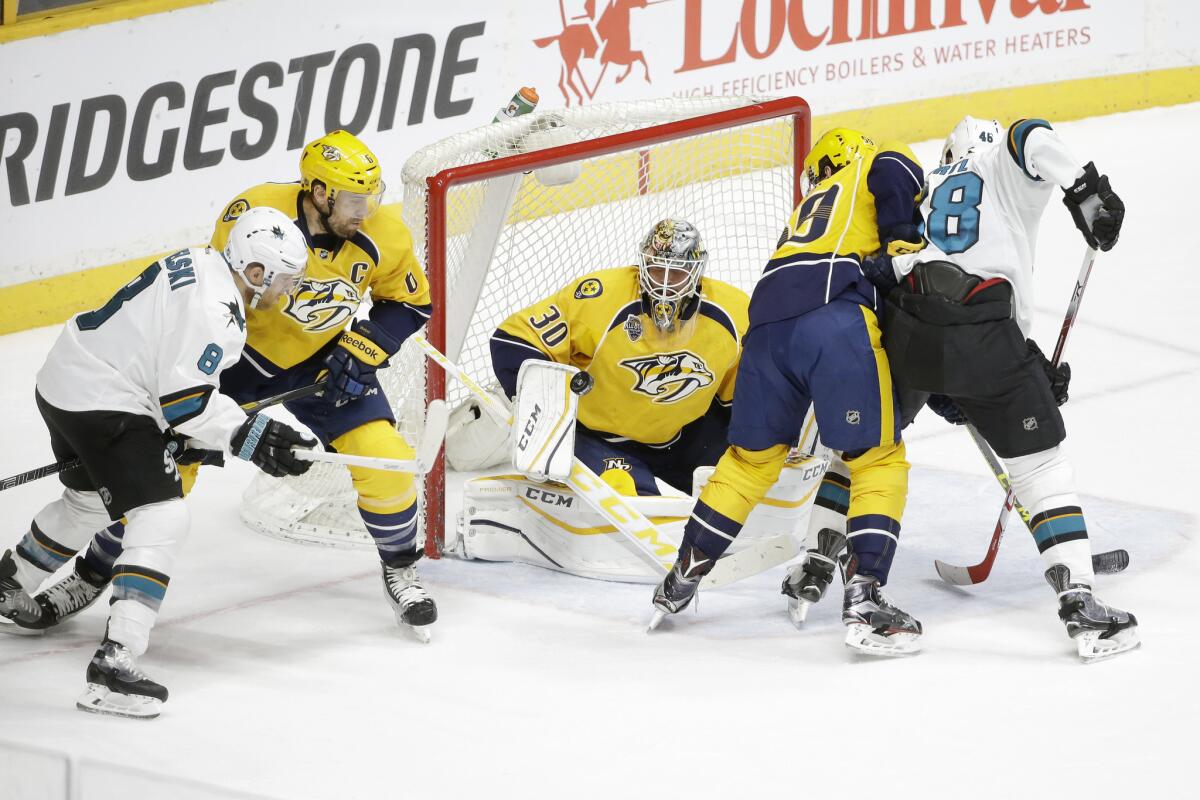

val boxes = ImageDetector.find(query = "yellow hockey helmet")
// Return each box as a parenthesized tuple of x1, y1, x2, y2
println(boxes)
(803, 128, 877, 191)
(299, 130, 384, 215)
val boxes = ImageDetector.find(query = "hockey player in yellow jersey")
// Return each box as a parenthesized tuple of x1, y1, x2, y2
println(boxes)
(650, 129, 930, 654)
(20, 131, 440, 642)
(208, 130, 437, 639)
(489, 218, 749, 496)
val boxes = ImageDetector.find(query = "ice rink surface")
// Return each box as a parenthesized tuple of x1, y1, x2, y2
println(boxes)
(2, 104, 1198, 799)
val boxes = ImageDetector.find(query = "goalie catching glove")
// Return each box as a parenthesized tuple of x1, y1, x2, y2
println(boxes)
(322, 320, 402, 405)
(231, 414, 316, 477)
(1062, 161, 1124, 252)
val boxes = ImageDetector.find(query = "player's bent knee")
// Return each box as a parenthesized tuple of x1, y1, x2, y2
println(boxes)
(599, 467, 638, 497)
(333, 421, 417, 513)
(122, 498, 191, 554)
(844, 441, 909, 519)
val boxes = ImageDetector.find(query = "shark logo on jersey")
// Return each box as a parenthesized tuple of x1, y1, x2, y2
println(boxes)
(223, 300, 246, 331)
(282, 278, 362, 332)
(619, 351, 714, 403)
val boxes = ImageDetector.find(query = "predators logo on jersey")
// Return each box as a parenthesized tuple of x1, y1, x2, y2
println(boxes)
(620, 351, 714, 403)
(283, 277, 361, 332)
(222, 199, 250, 222)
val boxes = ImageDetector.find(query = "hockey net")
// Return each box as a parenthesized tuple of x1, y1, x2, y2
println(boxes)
(240, 95, 809, 555)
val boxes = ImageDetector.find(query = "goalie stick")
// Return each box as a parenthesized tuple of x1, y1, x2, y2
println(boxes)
(0, 381, 328, 493)
(933, 247, 1129, 585)
(412, 335, 797, 589)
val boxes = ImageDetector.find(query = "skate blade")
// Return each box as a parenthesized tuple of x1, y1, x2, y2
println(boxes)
(76, 683, 162, 719)
(787, 597, 812, 628)
(1076, 628, 1141, 663)
(0, 619, 44, 637)
(844, 624, 922, 657)
(408, 624, 432, 644)
(646, 609, 667, 633)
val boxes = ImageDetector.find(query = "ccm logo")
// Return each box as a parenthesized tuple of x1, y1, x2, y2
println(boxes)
(516, 403, 541, 451)
(525, 487, 572, 508)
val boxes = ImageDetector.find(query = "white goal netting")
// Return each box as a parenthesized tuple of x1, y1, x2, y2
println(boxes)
(240, 95, 808, 552)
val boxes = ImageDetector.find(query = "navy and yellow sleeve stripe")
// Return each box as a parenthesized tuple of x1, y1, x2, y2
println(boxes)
(1006, 118, 1053, 181)
(160, 385, 214, 426)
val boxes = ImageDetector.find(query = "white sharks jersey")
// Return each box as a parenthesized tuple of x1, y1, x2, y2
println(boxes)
(894, 122, 1086, 336)
(37, 247, 248, 452)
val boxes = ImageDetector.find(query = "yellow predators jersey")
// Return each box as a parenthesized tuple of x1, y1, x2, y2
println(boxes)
(749, 141, 923, 328)
(493, 267, 749, 446)
(211, 184, 431, 369)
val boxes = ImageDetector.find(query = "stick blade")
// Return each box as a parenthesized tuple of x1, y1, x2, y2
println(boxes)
(1093, 548, 1130, 574)
(416, 400, 450, 472)
(934, 559, 978, 586)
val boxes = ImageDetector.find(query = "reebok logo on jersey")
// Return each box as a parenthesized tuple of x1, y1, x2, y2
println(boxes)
(619, 351, 714, 403)
(283, 278, 361, 332)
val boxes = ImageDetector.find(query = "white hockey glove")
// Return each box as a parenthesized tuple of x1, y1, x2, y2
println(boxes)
(512, 361, 581, 482)
(445, 387, 513, 472)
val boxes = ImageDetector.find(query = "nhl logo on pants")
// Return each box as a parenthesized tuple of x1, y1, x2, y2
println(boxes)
(846, 410, 861, 425)
(1023, 416, 1039, 431)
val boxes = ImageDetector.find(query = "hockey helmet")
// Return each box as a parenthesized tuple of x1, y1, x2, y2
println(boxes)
(803, 128, 877, 192)
(299, 130, 385, 217)
(942, 116, 1002, 165)
(636, 218, 708, 333)
(224, 206, 309, 308)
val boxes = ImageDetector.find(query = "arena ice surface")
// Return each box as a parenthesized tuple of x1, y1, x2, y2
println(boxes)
(2, 104, 1199, 800)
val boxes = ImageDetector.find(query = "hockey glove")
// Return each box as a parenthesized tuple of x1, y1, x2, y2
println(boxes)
(322, 320, 402, 405)
(880, 223, 926, 258)
(860, 253, 900, 292)
(1027, 339, 1071, 406)
(927, 394, 968, 426)
(1062, 162, 1124, 252)
(231, 414, 316, 477)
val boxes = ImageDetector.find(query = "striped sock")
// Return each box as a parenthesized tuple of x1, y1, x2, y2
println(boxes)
(847, 514, 901, 585)
(681, 500, 743, 560)
(360, 503, 419, 562)
(110, 564, 170, 614)
(82, 522, 125, 582)
(16, 521, 76, 573)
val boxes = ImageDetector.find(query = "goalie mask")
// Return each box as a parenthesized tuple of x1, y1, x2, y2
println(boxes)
(224, 206, 309, 309)
(636, 218, 708, 334)
(942, 115, 1002, 165)
(802, 128, 877, 193)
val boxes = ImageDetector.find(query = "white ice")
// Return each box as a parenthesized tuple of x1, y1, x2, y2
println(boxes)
(2, 104, 1198, 800)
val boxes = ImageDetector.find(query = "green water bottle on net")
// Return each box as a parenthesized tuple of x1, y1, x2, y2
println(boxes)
(484, 86, 539, 158)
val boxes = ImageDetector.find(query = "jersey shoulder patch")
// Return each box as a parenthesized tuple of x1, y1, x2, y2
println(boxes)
(574, 277, 604, 299)
(221, 198, 250, 223)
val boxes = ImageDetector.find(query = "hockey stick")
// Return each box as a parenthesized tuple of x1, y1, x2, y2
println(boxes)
(934, 247, 1129, 584)
(412, 335, 795, 587)
(290, 400, 449, 474)
(0, 381, 327, 493)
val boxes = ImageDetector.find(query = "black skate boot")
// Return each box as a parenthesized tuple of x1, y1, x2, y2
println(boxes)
(77, 639, 168, 719)
(782, 528, 847, 626)
(26, 556, 109, 631)
(1045, 565, 1139, 662)
(0, 549, 44, 632)
(842, 558, 922, 656)
(382, 552, 437, 643)
(647, 545, 715, 631)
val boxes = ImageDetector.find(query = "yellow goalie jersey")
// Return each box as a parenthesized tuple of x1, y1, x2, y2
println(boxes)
(210, 183, 432, 369)
(491, 266, 749, 446)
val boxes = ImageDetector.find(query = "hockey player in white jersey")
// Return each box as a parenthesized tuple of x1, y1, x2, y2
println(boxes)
(0, 206, 317, 716)
(860, 116, 1137, 660)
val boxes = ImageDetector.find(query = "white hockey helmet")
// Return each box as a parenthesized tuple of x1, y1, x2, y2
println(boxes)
(942, 115, 1003, 165)
(224, 206, 309, 308)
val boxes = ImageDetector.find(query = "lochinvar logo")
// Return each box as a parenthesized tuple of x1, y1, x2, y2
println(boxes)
(533, 0, 652, 106)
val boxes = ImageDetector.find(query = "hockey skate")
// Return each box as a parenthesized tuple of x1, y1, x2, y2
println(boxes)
(381, 556, 437, 643)
(782, 528, 847, 627)
(1045, 565, 1139, 662)
(24, 557, 108, 632)
(0, 549, 44, 634)
(842, 572, 922, 656)
(76, 639, 168, 719)
(647, 545, 714, 632)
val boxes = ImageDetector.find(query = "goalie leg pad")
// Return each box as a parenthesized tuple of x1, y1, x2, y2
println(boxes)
(513, 361, 580, 482)
(445, 389, 512, 471)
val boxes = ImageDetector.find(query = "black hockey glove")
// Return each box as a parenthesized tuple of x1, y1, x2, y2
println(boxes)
(860, 253, 900, 293)
(321, 320, 401, 405)
(163, 431, 225, 467)
(880, 223, 926, 258)
(927, 394, 968, 426)
(231, 414, 316, 477)
(1027, 339, 1071, 406)
(1062, 162, 1124, 252)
